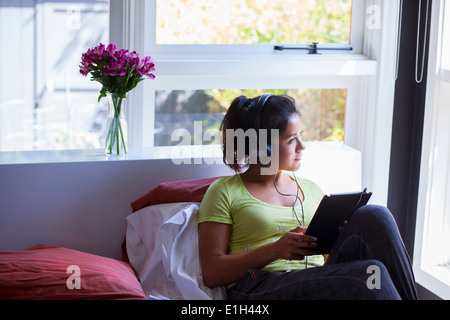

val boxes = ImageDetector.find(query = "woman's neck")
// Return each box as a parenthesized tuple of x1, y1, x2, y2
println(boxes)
(241, 165, 283, 185)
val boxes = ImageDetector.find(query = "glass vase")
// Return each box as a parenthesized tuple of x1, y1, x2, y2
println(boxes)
(105, 93, 128, 158)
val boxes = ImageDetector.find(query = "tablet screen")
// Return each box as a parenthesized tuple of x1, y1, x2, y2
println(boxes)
(305, 190, 372, 254)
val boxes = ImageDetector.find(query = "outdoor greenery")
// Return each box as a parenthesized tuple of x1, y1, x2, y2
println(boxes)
(204, 89, 347, 142)
(154, 0, 350, 146)
(154, 89, 347, 146)
(157, 0, 352, 44)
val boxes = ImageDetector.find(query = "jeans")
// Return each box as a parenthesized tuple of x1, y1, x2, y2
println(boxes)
(227, 205, 418, 300)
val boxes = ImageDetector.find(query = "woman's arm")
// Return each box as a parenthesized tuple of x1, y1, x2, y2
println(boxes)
(198, 221, 318, 288)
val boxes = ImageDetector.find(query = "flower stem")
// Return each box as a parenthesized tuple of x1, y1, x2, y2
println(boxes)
(116, 120, 120, 155)
(118, 121, 127, 154)
(106, 119, 114, 154)
(105, 93, 127, 156)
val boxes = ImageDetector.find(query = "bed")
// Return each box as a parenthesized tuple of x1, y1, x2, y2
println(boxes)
(0, 176, 226, 300)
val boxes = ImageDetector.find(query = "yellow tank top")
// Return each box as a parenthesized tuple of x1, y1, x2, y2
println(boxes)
(198, 174, 325, 272)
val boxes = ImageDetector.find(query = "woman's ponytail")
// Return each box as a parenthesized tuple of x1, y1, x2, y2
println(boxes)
(220, 95, 254, 172)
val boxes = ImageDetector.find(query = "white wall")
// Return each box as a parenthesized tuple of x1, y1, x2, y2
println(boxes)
(0, 142, 362, 260)
(0, 156, 233, 260)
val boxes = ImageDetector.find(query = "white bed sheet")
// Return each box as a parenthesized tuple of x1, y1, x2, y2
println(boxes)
(126, 202, 227, 300)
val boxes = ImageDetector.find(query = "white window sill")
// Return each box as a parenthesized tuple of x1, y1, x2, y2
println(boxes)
(0, 146, 221, 165)
(0, 142, 362, 195)
(0, 141, 354, 165)
(153, 54, 377, 77)
(415, 265, 450, 300)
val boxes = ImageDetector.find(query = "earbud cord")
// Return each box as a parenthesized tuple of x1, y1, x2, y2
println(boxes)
(273, 171, 308, 268)
(273, 172, 304, 226)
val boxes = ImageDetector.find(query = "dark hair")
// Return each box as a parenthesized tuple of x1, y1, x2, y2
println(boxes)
(220, 94, 301, 173)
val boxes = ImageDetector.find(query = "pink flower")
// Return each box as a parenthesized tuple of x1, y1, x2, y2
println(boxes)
(106, 43, 118, 55)
(103, 58, 128, 76)
(136, 56, 156, 79)
(82, 43, 106, 66)
(92, 43, 105, 56)
(127, 51, 140, 69)
(79, 61, 91, 76)
(80, 43, 156, 100)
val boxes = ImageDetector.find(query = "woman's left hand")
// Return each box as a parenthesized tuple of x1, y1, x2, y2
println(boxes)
(338, 220, 348, 233)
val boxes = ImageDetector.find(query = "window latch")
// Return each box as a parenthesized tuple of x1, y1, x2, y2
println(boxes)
(274, 42, 353, 54)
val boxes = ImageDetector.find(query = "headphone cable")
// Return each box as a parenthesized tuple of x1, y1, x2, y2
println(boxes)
(273, 171, 308, 268)
(273, 171, 304, 227)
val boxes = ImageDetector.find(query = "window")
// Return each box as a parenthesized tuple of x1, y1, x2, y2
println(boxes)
(154, 89, 347, 147)
(414, 0, 450, 300)
(0, 0, 399, 209)
(147, 0, 363, 55)
(0, 0, 363, 152)
(442, 2, 450, 71)
(128, 0, 399, 208)
(115, 0, 395, 206)
(0, 0, 109, 151)
(141, 0, 366, 148)
(156, 0, 352, 45)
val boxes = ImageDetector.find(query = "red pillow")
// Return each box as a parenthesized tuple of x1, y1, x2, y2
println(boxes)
(130, 176, 223, 212)
(0, 244, 146, 300)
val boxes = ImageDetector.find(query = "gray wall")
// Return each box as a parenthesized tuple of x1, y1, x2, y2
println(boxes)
(0, 158, 233, 260)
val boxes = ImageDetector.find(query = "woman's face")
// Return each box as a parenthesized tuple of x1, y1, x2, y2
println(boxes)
(276, 113, 305, 172)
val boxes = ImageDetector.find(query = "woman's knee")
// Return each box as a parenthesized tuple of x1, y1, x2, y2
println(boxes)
(352, 205, 398, 231)
(355, 204, 392, 219)
(362, 259, 401, 299)
(325, 260, 400, 300)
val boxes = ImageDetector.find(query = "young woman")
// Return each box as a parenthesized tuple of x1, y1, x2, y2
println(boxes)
(198, 94, 417, 300)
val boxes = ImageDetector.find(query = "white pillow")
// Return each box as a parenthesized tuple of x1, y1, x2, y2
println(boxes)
(126, 202, 226, 300)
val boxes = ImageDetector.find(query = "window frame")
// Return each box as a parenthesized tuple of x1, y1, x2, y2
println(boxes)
(414, 0, 450, 300)
(113, 0, 400, 207)
(136, 0, 371, 150)
(0, 0, 400, 213)
(145, 0, 365, 56)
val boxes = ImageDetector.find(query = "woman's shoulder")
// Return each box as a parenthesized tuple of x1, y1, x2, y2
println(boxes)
(205, 174, 242, 195)
(218, 174, 241, 183)
(199, 175, 242, 223)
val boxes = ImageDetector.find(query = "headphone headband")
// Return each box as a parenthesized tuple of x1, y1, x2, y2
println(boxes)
(256, 93, 274, 110)
(253, 93, 274, 158)
(254, 93, 274, 132)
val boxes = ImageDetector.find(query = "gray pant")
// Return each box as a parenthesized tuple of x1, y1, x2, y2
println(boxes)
(227, 205, 418, 300)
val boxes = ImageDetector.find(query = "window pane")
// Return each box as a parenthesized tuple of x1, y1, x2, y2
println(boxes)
(154, 89, 347, 147)
(442, 1, 450, 70)
(156, 0, 352, 45)
(0, 0, 109, 151)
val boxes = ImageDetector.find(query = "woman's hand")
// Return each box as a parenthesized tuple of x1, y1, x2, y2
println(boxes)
(338, 220, 348, 233)
(272, 226, 318, 261)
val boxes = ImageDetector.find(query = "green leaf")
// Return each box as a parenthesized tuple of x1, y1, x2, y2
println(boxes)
(98, 87, 107, 102)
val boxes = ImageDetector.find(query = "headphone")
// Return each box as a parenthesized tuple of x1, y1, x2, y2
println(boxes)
(253, 93, 274, 156)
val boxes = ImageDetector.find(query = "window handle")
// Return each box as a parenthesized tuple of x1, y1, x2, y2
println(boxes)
(274, 42, 353, 54)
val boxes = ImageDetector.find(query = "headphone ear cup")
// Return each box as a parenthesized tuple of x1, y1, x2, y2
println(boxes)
(250, 144, 271, 164)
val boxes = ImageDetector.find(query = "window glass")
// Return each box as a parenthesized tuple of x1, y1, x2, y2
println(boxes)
(0, 0, 109, 151)
(442, 1, 450, 70)
(156, 0, 352, 45)
(154, 89, 347, 147)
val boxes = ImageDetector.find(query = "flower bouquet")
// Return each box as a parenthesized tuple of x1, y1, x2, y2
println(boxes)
(79, 43, 155, 157)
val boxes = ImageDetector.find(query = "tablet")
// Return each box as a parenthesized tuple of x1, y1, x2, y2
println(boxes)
(305, 189, 372, 254)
